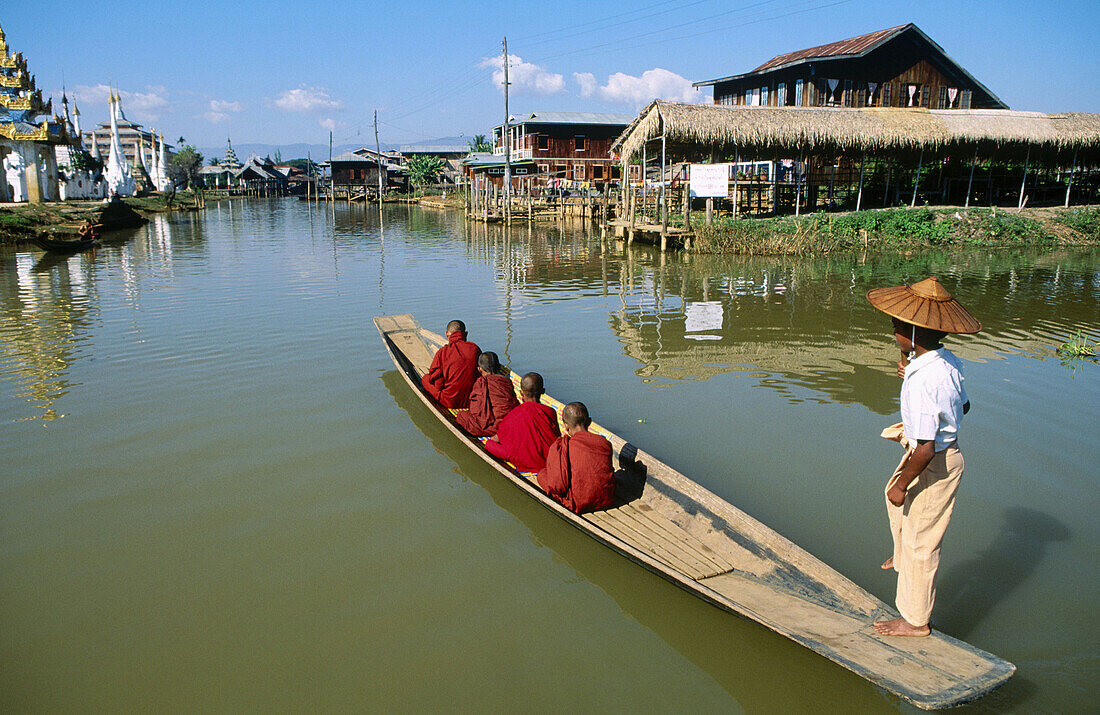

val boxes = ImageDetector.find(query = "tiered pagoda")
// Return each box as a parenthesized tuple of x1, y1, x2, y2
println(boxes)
(0, 23, 70, 202)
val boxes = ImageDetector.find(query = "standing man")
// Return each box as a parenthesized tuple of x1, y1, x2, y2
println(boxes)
(866, 277, 981, 637)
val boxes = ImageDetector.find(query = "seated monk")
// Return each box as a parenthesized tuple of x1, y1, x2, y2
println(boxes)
(484, 372, 560, 472)
(456, 352, 519, 437)
(538, 402, 616, 514)
(421, 320, 481, 408)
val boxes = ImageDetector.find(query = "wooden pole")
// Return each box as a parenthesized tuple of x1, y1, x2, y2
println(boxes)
(1065, 148, 1078, 208)
(965, 148, 978, 208)
(732, 151, 740, 218)
(1017, 145, 1031, 210)
(856, 154, 865, 212)
(884, 163, 891, 207)
(660, 125, 668, 242)
(910, 148, 924, 208)
(374, 110, 383, 203)
(795, 148, 803, 217)
(502, 36, 511, 225)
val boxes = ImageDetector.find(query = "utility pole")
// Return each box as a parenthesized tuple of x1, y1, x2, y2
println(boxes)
(502, 36, 511, 225)
(329, 130, 334, 201)
(374, 110, 383, 204)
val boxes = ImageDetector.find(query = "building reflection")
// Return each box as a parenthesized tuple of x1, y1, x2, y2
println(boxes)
(459, 222, 1100, 414)
(0, 213, 199, 421)
(0, 251, 96, 420)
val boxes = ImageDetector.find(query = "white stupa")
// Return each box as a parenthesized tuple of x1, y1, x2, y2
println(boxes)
(155, 132, 170, 190)
(104, 90, 135, 197)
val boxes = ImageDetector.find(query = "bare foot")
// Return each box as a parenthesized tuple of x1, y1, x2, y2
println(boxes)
(881, 557, 894, 570)
(873, 618, 930, 637)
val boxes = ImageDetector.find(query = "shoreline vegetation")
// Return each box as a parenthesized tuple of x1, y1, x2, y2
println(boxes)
(0, 191, 212, 245)
(685, 205, 1100, 254)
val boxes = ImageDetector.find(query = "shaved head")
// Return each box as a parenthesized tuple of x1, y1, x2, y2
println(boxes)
(446, 320, 466, 335)
(520, 372, 544, 399)
(562, 402, 590, 429)
(478, 351, 500, 373)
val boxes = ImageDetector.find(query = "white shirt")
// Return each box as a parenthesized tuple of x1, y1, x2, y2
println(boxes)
(900, 347, 968, 452)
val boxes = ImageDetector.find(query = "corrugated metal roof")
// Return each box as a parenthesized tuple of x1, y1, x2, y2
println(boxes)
(495, 111, 634, 129)
(752, 24, 909, 72)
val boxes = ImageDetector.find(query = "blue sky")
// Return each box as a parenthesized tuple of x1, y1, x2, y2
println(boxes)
(5, 0, 1099, 153)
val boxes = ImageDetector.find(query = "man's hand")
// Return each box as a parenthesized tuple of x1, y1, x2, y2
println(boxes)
(896, 360, 907, 379)
(887, 482, 907, 507)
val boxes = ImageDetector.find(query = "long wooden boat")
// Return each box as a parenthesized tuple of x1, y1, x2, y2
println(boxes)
(30, 232, 98, 253)
(375, 313, 1015, 709)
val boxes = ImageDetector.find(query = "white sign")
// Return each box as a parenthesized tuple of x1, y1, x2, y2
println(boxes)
(689, 163, 730, 198)
(684, 301, 724, 333)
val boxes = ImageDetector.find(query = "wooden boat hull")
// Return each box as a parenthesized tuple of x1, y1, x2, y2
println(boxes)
(374, 313, 1015, 709)
(30, 233, 97, 253)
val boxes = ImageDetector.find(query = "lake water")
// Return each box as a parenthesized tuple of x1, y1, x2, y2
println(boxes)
(2, 199, 1097, 711)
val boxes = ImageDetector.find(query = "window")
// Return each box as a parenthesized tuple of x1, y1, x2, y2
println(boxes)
(920, 86, 931, 108)
(905, 83, 921, 107)
(795, 79, 804, 106)
(882, 83, 892, 107)
(574, 136, 585, 151)
(843, 80, 853, 107)
(761, 85, 770, 106)
(574, 163, 585, 180)
(555, 164, 567, 178)
(592, 164, 603, 179)
(537, 135, 549, 150)
(538, 163, 549, 174)
(777, 82, 787, 106)
(960, 89, 972, 109)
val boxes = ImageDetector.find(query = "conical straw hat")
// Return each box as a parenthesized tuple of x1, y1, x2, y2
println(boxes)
(866, 277, 981, 334)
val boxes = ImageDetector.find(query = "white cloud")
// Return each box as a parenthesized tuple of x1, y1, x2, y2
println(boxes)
(319, 118, 345, 132)
(204, 99, 244, 123)
(480, 54, 565, 96)
(69, 83, 171, 121)
(274, 85, 342, 113)
(572, 68, 704, 106)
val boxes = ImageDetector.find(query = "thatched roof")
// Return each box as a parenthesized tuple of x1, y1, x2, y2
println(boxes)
(611, 101, 1100, 161)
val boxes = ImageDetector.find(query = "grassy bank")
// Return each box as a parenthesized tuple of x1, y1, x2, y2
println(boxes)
(687, 206, 1100, 254)
(0, 192, 204, 244)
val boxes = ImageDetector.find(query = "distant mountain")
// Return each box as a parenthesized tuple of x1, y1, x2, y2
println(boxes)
(198, 137, 471, 163)
(196, 142, 398, 163)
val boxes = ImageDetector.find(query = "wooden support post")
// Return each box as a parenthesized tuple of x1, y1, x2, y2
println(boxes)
(856, 154, 865, 212)
(795, 149, 803, 217)
(1017, 145, 1031, 210)
(732, 151, 740, 218)
(682, 174, 690, 230)
(884, 163, 891, 207)
(1065, 148, 1078, 208)
(910, 148, 924, 208)
(965, 148, 978, 208)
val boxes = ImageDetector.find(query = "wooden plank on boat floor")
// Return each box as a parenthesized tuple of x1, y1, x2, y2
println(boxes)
(585, 507, 728, 580)
(585, 510, 715, 579)
(615, 501, 735, 575)
(697, 570, 1013, 707)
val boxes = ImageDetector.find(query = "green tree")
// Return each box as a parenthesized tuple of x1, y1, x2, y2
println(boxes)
(406, 154, 446, 187)
(208, 156, 221, 166)
(167, 145, 205, 189)
(467, 134, 493, 153)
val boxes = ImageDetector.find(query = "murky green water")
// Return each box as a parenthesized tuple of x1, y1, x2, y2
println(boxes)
(2, 200, 1097, 711)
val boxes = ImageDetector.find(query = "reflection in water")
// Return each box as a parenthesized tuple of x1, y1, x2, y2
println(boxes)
(0, 213, 195, 422)
(0, 252, 93, 420)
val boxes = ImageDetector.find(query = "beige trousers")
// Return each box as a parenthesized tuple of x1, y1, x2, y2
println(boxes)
(885, 444, 964, 626)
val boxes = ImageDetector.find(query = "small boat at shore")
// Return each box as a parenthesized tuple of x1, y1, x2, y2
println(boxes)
(375, 313, 1015, 709)
(30, 231, 98, 253)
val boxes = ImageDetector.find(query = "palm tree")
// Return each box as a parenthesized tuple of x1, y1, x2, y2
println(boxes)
(467, 134, 493, 153)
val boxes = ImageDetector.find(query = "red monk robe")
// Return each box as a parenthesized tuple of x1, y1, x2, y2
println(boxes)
(484, 401, 560, 472)
(421, 331, 481, 408)
(456, 373, 519, 437)
(537, 430, 616, 514)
